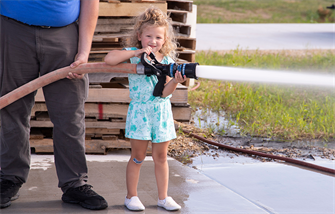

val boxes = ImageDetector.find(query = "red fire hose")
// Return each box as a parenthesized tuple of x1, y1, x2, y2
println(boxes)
(182, 129, 335, 175)
(0, 62, 137, 110)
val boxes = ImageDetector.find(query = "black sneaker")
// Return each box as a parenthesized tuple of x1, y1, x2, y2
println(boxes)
(61, 184, 108, 210)
(0, 180, 21, 209)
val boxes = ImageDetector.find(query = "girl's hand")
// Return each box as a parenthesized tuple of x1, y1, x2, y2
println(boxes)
(134, 46, 152, 58)
(172, 71, 187, 84)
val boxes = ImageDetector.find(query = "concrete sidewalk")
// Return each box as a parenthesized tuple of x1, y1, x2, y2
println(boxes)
(2, 151, 270, 214)
(2, 150, 335, 214)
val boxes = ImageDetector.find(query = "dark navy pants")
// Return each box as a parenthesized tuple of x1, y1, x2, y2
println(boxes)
(0, 15, 89, 192)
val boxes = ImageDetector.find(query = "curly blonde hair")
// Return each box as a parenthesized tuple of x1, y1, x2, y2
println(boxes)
(124, 7, 178, 60)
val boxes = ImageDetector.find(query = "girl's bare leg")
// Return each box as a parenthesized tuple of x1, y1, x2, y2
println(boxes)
(126, 139, 149, 199)
(152, 141, 170, 200)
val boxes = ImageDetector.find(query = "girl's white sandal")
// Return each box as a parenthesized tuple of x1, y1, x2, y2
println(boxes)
(124, 196, 145, 211)
(157, 196, 181, 211)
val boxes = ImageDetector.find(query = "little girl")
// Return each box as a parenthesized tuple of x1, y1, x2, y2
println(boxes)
(104, 7, 186, 211)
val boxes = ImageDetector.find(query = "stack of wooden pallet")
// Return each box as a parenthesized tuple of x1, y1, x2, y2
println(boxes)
(91, 0, 196, 64)
(28, 0, 196, 154)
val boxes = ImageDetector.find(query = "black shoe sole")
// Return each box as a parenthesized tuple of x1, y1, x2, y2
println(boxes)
(0, 193, 20, 209)
(0, 201, 11, 209)
(80, 201, 108, 210)
(11, 193, 20, 201)
(62, 196, 108, 210)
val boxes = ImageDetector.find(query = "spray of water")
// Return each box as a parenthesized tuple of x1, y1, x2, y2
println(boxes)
(196, 65, 334, 88)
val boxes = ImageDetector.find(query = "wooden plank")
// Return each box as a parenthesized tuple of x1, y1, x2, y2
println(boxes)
(107, 0, 120, 3)
(173, 24, 191, 37)
(35, 86, 188, 104)
(32, 102, 190, 122)
(101, 0, 160, 2)
(86, 139, 131, 151)
(99, 2, 167, 17)
(97, 18, 135, 25)
(30, 129, 45, 139)
(95, 25, 122, 33)
(95, 25, 133, 33)
(31, 103, 48, 117)
(93, 33, 130, 42)
(30, 138, 132, 154)
(87, 88, 188, 103)
(88, 54, 107, 62)
(100, 0, 120, 2)
(32, 103, 128, 120)
(85, 121, 125, 129)
(92, 41, 122, 49)
(172, 106, 191, 121)
(30, 120, 126, 129)
(90, 50, 110, 54)
(177, 52, 195, 63)
(167, 0, 193, 12)
(168, 9, 187, 23)
(90, 49, 119, 53)
(177, 49, 196, 54)
(30, 138, 154, 155)
(86, 103, 190, 121)
(89, 88, 131, 103)
(85, 103, 191, 121)
(102, 135, 118, 140)
(92, 38, 119, 43)
(86, 128, 120, 135)
(95, 18, 135, 33)
(177, 37, 196, 50)
(30, 139, 54, 153)
(35, 112, 50, 121)
(85, 103, 128, 119)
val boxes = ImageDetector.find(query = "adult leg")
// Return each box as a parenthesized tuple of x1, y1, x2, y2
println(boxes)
(151, 141, 170, 200)
(0, 15, 39, 184)
(0, 15, 39, 209)
(36, 23, 89, 192)
(37, 23, 107, 211)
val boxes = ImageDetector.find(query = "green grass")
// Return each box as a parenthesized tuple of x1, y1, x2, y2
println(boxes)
(193, 0, 335, 23)
(189, 50, 335, 141)
(195, 49, 335, 72)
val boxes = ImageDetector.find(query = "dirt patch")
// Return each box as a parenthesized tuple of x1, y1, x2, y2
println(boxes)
(168, 122, 213, 163)
(169, 121, 335, 163)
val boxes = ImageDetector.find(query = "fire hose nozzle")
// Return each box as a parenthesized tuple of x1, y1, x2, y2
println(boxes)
(167, 63, 199, 79)
(139, 52, 199, 96)
(136, 64, 146, 75)
(139, 52, 198, 79)
(136, 62, 199, 79)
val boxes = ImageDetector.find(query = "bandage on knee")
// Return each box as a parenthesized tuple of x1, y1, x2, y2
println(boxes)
(133, 158, 143, 164)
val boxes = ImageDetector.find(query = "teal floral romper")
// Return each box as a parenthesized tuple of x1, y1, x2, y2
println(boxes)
(124, 47, 177, 143)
